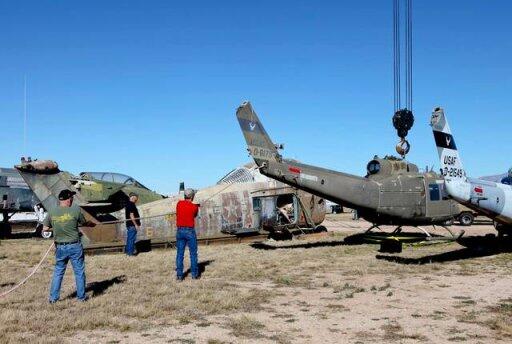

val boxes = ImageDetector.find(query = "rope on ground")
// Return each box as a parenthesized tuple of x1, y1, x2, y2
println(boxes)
(0, 242, 54, 299)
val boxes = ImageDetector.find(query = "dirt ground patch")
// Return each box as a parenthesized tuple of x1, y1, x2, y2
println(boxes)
(1, 215, 511, 343)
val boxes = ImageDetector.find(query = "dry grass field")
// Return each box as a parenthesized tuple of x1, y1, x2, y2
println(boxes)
(1, 214, 512, 343)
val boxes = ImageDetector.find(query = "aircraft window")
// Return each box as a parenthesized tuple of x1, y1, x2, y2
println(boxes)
(111, 173, 130, 184)
(367, 161, 381, 175)
(80, 172, 149, 189)
(429, 183, 440, 201)
(253, 198, 261, 211)
(90, 172, 103, 180)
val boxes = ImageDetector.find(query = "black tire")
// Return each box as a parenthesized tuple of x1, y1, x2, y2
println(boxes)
(494, 222, 512, 237)
(314, 225, 327, 233)
(0, 222, 12, 238)
(34, 224, 42, 238)
(458, 212, 474, 226)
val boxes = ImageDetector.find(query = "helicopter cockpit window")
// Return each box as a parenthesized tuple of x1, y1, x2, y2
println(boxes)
(366, 161, 381, 175)
(429, 183, 441, 201)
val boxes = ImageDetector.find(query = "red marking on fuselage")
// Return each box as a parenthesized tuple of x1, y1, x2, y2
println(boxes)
(288, 166, 301, 174)
(474, 186, 483, 194)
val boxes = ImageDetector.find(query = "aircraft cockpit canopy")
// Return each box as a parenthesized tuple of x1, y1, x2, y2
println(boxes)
(217, 164, 269, 185)
(79, 172, 149, 190)
(366, 160, 381, 175)
(217, 168, 255, 184)
(366, 157, 419, 177)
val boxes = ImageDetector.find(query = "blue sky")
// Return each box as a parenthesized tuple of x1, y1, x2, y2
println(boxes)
(1, 1, 511, 194)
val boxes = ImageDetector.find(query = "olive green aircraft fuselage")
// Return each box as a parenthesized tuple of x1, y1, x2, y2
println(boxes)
(236, 101, 461, 227)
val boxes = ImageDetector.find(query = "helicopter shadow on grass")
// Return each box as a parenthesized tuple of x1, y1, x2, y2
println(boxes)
(376, 235, 512, 265)
(250, 240, 349, 250)
(250, 231, 440, 251)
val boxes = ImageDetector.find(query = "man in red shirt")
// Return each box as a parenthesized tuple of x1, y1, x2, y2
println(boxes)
(175, 188, 200, 280)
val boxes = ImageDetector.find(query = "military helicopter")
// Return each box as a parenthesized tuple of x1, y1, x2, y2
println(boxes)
(236, 102, 464, 238)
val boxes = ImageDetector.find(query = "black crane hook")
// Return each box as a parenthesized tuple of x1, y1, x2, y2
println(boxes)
(392, 108, 414, 139)
(392, 108, 414, 157)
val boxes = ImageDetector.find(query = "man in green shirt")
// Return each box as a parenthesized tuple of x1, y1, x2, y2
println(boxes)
(43, 189, 92, 303)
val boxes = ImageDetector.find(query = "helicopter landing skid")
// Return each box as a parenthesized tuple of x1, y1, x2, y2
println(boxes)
(363, 224, 464, 243)
(419, 225, 465, 242)
(365, 224, 383, 233)
(365, 225, 403, 235)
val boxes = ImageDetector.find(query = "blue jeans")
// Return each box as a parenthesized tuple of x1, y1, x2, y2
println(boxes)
(176, 227, 198, 278)
(125, 226, 137, 255)
(49, 242, 86, 302)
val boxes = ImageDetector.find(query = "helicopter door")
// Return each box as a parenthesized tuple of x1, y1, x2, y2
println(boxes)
(253, 194, 298, 230)
(379, 176, 424, 217)
(425, 180, 455, 218)
(251, 197, 262, 230)
(276, 194, 298, 226)
(259, 196, 278, 229)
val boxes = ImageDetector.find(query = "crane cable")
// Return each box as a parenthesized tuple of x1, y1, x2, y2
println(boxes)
(406, 0, 413, 111)
(393, 0, 400, 112)
(392, 0, 414, 158)
(393, 0, 413, 111)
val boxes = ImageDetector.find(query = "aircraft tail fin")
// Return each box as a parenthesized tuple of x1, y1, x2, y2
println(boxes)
(430, 107, 470, 200)
(14, 159, 84, 212)
(236, 102, 281, 165)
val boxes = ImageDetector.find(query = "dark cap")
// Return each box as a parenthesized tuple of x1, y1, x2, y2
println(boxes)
(58, 189, 76, 200)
